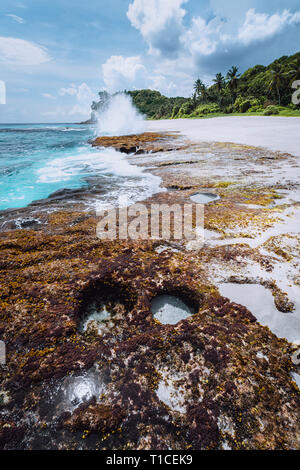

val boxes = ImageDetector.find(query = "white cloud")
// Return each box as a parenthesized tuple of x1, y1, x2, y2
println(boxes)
(176, 8, 300, 67)
(238, 8, 300, 45)
(59, 85, 78, 96)
(124, 2, 300, 92)
(101, 53, 194, 97)
(150, 74, 174, 93)
(42, 93, 56, 99)
(75, 83, 95, 106)
(126, 4, 300, 68)
(102, 55, 146, 92)
(0, 37, 51, 65)
(290, 11, 300, 24)
(182, 16, 223, 57)
(127, 0, 188, 56)
(41, 83, 95, 120)
(58, 83, 95, 117)
(127, 0, 187, 36)
(151, 52, 202, 96)
(5, 14, 25, 24)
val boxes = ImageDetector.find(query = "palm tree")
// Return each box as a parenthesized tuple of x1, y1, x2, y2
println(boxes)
(193, 79, 204, 98)
(286, 58, 300, 84)
(269, 65, 285, 105)
(199, 82, 208, 103)
(212, 73, 225, 106)
(213, 73, 225, 92)
(226, 66, 240, 103)
(192, 92, 197, 105)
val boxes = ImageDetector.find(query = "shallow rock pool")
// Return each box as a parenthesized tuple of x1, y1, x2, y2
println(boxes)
(190, 192, 220, 204)
(42, 367, 106, 418)
(151, 294, 195, 324)
(80, 303, 112, 335)
(219, 283, 300, 343)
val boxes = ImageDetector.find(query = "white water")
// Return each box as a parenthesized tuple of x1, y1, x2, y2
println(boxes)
(35, 145, 162, 208)
(96, 93, 147, 136)
(151, 295, 194, 324)
(219, 283, 300, 343)
(80, 304, 111, 335)
(36, 147, 148, 183)
(31, 95, 158, 211)
(50, 367, 106, 415)
(291, 372, 300, 388)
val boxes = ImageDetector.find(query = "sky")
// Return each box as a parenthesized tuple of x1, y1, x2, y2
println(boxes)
(0, 0, 299, 123)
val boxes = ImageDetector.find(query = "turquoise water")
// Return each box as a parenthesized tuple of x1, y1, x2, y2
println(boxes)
(0, 123, 160, 212)
(0, 124, 95, 210)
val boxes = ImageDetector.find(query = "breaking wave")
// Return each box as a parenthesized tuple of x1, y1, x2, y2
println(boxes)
(96, 93, 146, 136)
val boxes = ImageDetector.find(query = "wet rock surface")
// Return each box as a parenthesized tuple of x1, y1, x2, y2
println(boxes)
(0, 136, 299, 450)
(91, 132, 184, 154)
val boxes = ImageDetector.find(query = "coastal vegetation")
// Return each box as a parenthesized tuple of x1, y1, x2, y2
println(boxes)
(90, 52, 300, 121)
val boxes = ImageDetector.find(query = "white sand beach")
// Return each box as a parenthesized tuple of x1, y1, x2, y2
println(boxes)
(148, 116, 300, 157)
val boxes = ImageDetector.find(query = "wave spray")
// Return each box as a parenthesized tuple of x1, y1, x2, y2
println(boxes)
(96, 93, 146, 136)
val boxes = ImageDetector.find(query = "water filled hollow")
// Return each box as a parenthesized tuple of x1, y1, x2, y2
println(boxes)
(219, 283, 300, 343)
(79, 302, 113, 335)
(78, 282, 135, 336)
(41, 367, 106, 419)
(59, 370, 104, 412)
(291, 371, 300, 389)
(190, 192, 220, 204)
(151, 294, 195, 324)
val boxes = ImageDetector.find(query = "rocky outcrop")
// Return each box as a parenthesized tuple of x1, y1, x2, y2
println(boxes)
(0, 204, 299, 450)
(91, 132, 183, 154)
(0, 137, 299, 450)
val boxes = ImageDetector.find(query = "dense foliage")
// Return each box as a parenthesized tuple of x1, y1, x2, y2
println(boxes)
(127, 89, 187, 119)
(89, 52, 300, 121)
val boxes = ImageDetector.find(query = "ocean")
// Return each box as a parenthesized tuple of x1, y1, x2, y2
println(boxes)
(0, 123, 161, 214)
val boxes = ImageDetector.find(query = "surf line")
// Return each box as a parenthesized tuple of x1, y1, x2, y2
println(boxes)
(106, 455, 140, 467)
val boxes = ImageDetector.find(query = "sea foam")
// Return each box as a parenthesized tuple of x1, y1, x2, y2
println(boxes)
(96, 93, 146, 136)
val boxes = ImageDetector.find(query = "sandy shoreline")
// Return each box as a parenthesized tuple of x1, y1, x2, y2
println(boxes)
(148, 116, 300, 157)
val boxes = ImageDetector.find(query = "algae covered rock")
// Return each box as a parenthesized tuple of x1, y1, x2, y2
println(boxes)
(0, 211, 299, 450)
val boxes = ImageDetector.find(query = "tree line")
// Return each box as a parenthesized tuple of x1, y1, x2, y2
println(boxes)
(87, 52, 300, 122)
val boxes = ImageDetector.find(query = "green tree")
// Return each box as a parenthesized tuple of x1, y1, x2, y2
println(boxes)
(269, 65, 285, 105)
(226, 66, 241, 104)
(213, 73, 225, 106)
(213, 73, 225, 92)
(199, 83, 208, 103)
(286, 58, 300, 83)
(193, 79, 204, 98)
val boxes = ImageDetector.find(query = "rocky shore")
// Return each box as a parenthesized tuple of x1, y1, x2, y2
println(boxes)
(0, 131, 299, 450)
(91, 131, 184, 154)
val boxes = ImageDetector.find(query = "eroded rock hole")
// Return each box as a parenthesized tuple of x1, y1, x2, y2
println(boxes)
(40, 366, 106, 419)
(190, 192, 220, 204)
(79, 283, 135, 335)
(151, 294, 197, 325)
